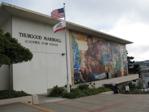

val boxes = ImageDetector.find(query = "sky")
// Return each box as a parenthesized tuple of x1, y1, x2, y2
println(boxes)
(0, 0, 149, 61)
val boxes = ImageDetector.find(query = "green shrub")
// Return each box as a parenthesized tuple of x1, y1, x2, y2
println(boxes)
(63, 88, 86, 99)
(97, 87, 112, 92)
(83, 88, 98, 95)
(48, 86, 66, 97)
(10, 90, 29, 97)
(78, 84, 89, 90)
(136, 81, 143, 89)
(0, 90, 29, 99)
(128, 82, 136, 90)
(62, 87, 111, 99)
(124, 89, 149, 94)
(48, 85, 112, 99)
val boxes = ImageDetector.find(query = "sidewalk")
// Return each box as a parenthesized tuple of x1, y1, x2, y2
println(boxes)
(0, 103, 41, 112)
(1, 94, 149, 112)
(39, 94, 149, 112)
(38, 95, 66, 104)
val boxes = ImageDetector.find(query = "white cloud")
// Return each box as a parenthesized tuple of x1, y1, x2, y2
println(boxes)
(107, 16, 149, 61)
(1, 0, 149, 61)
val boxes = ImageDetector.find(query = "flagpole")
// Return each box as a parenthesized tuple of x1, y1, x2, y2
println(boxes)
(63, 3, 70, 93)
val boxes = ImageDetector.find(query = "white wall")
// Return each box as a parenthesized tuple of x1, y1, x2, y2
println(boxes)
(12, 17, 69, 94)
(1, 18, 12, 33)
(0, 65, 9, 90)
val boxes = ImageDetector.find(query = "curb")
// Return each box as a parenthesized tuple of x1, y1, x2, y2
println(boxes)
(0, 96, 32, 106)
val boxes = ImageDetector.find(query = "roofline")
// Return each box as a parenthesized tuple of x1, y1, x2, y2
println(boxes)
(1, 2, 55, 21)
(0, 2, 132, 44)
(67, 21, 132, 44)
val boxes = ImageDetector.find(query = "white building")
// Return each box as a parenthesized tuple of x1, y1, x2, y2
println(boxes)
(0, 3, 138, 94)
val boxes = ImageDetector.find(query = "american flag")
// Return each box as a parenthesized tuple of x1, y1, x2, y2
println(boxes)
(51, 8, 64, 19)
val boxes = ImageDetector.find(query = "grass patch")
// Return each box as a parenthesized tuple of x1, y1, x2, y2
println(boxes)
(0, 90, 29, 99)
(48, 85, 112, 99)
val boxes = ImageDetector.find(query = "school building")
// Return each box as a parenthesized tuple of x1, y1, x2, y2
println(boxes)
(0, 3, 138, 94)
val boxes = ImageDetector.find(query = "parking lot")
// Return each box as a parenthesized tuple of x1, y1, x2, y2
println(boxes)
(1, 94, 149, 112)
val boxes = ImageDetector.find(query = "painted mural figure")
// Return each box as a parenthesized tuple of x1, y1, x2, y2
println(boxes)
(71, 32, 128, 84)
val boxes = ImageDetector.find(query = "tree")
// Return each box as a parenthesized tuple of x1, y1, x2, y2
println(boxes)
(0, 29, 33, 66)
(0, 29, 33, 92)
(127, 56, 140, 74)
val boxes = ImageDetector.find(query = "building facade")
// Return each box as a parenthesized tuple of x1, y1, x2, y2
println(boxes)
(0, 3, 138, 94)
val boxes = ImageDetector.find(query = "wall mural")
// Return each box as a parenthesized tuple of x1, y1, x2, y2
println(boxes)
(71, 31, 128, 84)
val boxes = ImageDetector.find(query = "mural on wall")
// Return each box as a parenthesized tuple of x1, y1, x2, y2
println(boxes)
(71, 31, 128, 84)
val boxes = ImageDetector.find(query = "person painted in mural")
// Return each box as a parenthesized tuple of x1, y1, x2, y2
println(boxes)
(99, 41, 113, 78)
(71, 33, 81, 83)
(112, 43, 122, 77)
(71, 33, 88, 83)
(81, 37, 106, 81)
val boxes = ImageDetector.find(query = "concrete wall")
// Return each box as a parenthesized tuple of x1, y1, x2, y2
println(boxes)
(0, 18, 12, 90)
(1, 18, 12, 33)
(12, 16, 70, 94)
(73, 74, 139, 88)
(94, 74, 139, 87)
(0, 65, 9, 90)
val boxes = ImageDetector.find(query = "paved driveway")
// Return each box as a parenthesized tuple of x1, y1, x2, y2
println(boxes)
(40, 94, 149, 112)
(1, 94, 149, 112)
(0, 103, 41, 112)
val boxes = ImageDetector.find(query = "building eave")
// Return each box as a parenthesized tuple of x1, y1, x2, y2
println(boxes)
(0, 2, 132, 44)
(67, 22, 132, 44)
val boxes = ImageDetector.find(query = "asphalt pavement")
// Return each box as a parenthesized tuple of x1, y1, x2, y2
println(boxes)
(1, 94, 149, 112)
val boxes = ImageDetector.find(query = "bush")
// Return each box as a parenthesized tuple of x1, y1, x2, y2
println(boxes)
(78, 84, 89, 90)
(48, 86, 66, 97)
(97, 87, 112, 92)
(128, 82, 136, 90)
(62, 87, 111, 99)
(48, 85, 112, 99)
(124, 89, 149, 94)
(136, 81, 143, 89)
(0, 90, 29, 99)
(63, 88, 86, 98)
